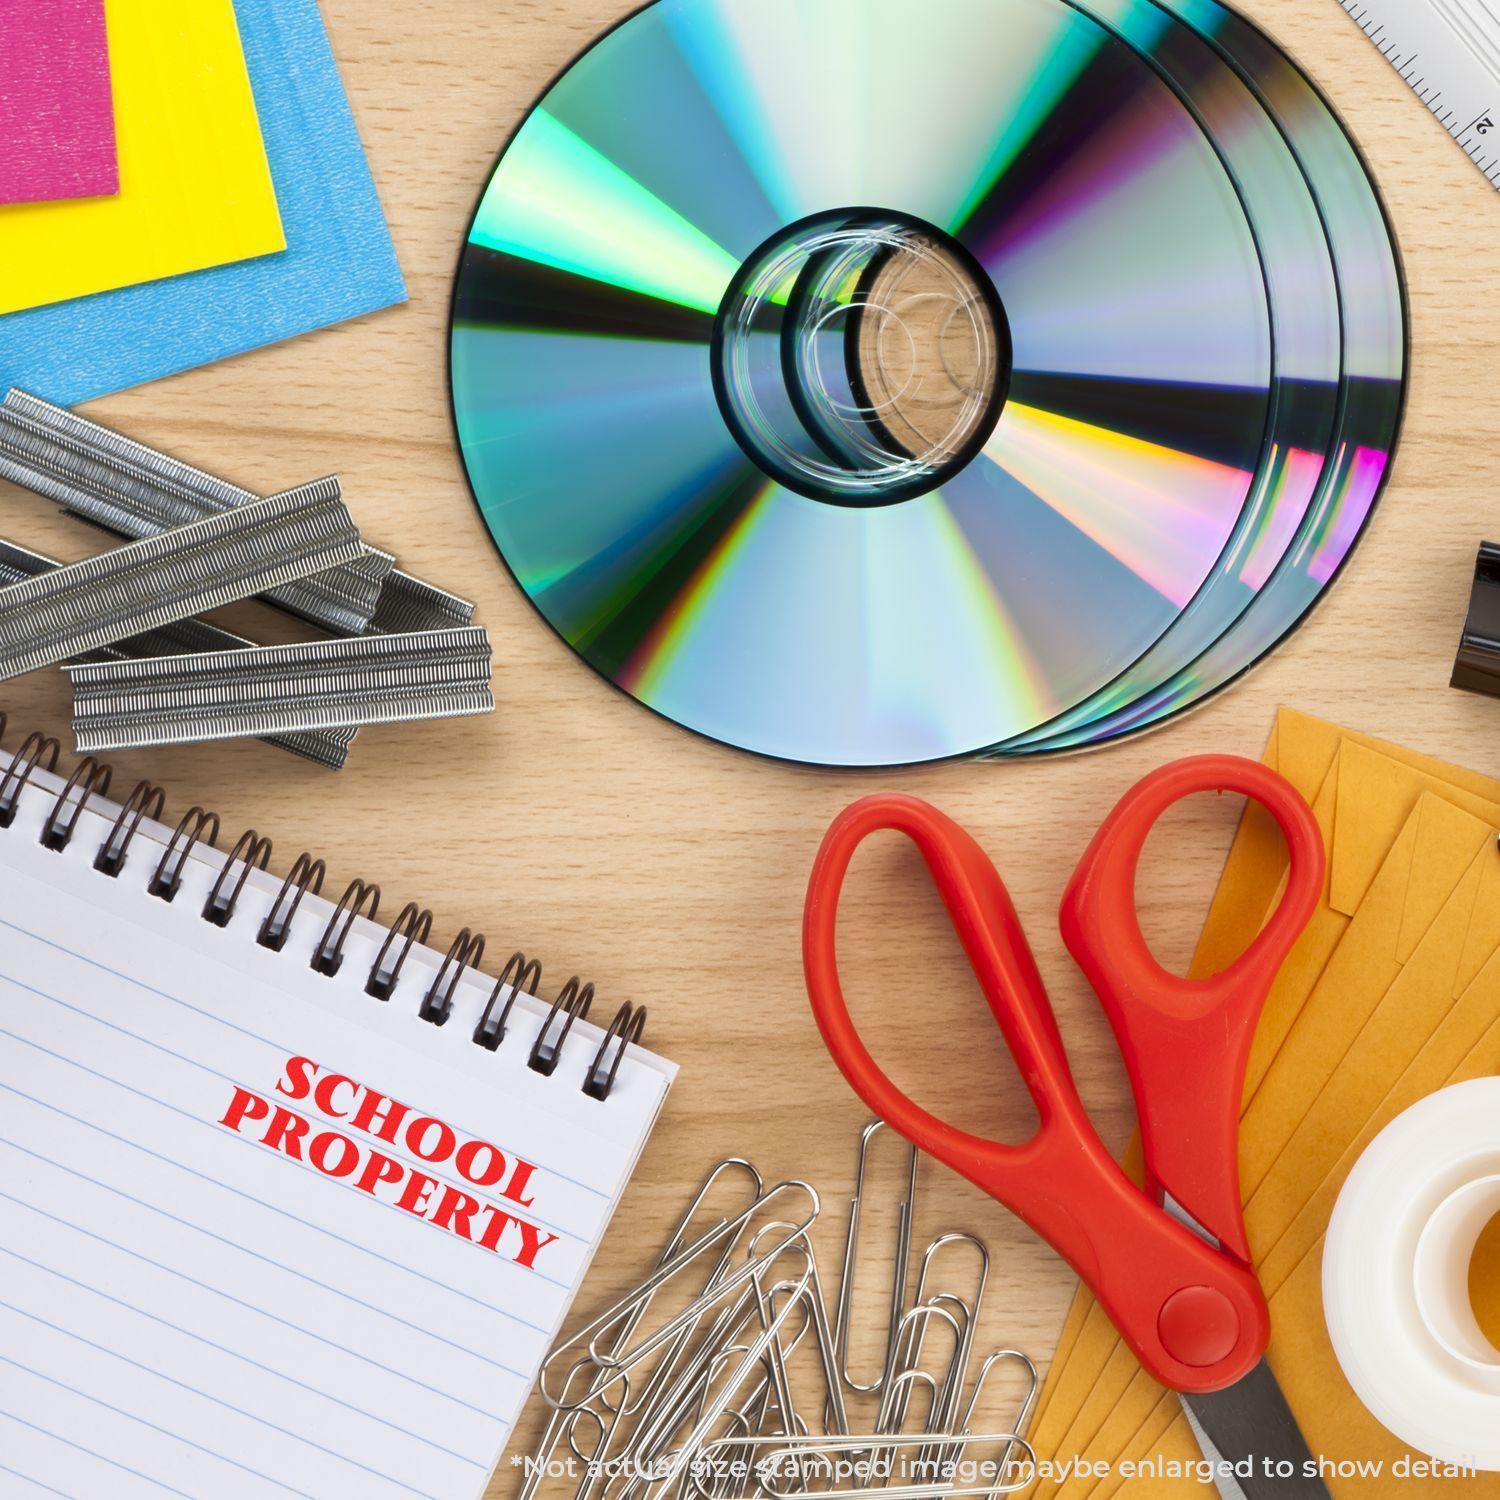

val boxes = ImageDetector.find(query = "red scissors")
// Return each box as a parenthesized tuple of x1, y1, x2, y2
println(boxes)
(804, 757, 1327, 1489)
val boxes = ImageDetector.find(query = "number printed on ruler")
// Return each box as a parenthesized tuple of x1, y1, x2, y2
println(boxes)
(1339, 0, 1500, 184)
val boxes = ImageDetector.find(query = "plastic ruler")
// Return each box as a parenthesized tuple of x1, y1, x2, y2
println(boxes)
(1337, 0, 1500, 187)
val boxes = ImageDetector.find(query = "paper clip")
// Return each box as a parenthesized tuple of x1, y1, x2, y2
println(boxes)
(524, 1127, 1036, 1500)
(607, 1160, 767, 1424)
(834, 1120, 918, 1394)
(0, 389, 391, 634)
(953, 1349, 1038, 1487)
(641, 1241, 815, 1500)
(0, 482, 362, 683)
(553, 1155, 764, 1468)
(875, 1302, 963, 1437)
(519, 1385, 632, 1500)
(0, 538, 355, 769)
(743, 1221, 850, 1443)
(67, 626, 494, 751)
(910, 1232, 989, 1431)
(540, 1180, 820, 1410)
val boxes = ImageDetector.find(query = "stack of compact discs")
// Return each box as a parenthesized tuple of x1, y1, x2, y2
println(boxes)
(449, 0, 1405, 768)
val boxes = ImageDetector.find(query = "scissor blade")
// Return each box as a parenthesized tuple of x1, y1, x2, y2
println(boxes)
(1179, 1359, 1330, 1500)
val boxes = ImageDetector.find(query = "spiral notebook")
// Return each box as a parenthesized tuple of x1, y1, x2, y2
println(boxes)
(0, 728, 676, 1500)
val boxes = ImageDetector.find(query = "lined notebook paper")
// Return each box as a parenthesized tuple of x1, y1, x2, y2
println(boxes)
(0, 747, 674, 1499)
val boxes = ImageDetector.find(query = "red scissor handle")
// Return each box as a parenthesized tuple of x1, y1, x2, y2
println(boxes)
(1059, 755, 1323, 1261)
(802, 763, 1318, 1393)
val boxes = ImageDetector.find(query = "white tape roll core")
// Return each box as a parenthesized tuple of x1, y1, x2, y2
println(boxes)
(1323, 1078, 1500, 1470)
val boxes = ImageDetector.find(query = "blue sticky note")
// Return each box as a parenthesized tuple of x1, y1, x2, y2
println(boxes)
(0, 0, 407, 404)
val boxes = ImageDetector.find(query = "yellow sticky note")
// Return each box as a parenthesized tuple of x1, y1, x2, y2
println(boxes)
(0, 0, 284, 316)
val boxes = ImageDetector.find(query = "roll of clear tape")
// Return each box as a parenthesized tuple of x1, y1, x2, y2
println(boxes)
(1323, 1078, 1500, 1471)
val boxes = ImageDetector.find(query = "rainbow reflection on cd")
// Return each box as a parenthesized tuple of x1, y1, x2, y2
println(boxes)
(988, 0, 1404, 752)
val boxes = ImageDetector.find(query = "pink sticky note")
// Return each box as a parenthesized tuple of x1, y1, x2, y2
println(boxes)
(0, 0, 118, 206)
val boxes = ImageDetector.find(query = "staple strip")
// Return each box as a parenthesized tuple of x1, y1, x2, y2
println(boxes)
(0, 483, 364, 683)
(369, 568, 476, 634)
(0, 388, 391, 634)
(68, 626, 494, 752)
(0, 540, 355, 769)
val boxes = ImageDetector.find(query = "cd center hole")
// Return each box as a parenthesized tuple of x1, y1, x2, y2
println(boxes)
(851, 243, 1001, 465)
(712, 210, 1011, 507)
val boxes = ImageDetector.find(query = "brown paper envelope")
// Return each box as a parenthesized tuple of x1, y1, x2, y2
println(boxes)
(1247, 841, 1494, 1275)
(1273, 710, 1500, 805)
(1032, 1292, 1092, 1434)
(1115, 986, 1500, 1499)
(1033, 746, 1467, 1481)
(1331, 739, 1500, 938)
(1197, 710, 1500, 975)
(1239, 796, 1494, 1198)
(1033, 791, 1485, 1487)
(1258, 932, 1500, 1305)
(1035, 732, 1500, 1491)
(1051, 811, 1496, 1497)
(1032, 711, 1500, 1482)
(1074, 876, 1500, 1500)
(1192, 710, 1333, 976)
(1242, 766, 1342, 1101)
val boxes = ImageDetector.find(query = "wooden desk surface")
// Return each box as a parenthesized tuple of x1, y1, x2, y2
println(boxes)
(2, 0, 1495, 1489)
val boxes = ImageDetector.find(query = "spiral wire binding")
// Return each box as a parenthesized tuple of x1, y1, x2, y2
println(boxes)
(0, 729, 60, 826)
(95, 779, 165, 876)
(40, 755, 111, 851)
(150, 807, 221, 900)
(367, 901, 434, 1000)
(420, 928, 485, 1026)
(531, 977, 593, 1076)
(0, 722, 645, 1099)
(259, 853, 326, 952)
(203, 830, 272, 927)
(473, 952, 543, 1051)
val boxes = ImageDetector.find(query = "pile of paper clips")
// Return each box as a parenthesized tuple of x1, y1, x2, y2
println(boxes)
(523, 1123, 1038, 1499)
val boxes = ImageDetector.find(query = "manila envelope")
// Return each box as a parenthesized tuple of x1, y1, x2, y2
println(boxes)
(1034, 792, 1498, 1498)
(1038, 732, 1500, 1482)
(1079, 823, 1500, 1499)
(1031, 714, 1500, 1490)
(1091, 945, 1500, 1499)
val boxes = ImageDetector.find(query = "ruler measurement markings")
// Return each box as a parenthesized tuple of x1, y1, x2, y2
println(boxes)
(1338, 0, 1500, 190)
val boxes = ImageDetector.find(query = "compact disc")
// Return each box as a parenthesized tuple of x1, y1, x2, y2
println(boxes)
(450, 0, 1278, 766)
(995, 0, 1406, 751)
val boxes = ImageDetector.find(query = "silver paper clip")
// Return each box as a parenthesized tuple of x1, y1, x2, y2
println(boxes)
(0, 538, 354, 768)
(834, 1120, 918, 1395)
(708, 1428, 1037, 1499)
(518, 1124, 1039, 1500)
(540, 1181, 821, 1411)
(67, 626, 494, 751)
(0, 481, 362, 683)
(517, 1159, 768, 1500)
